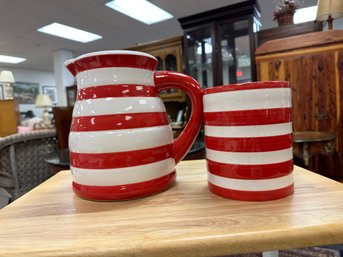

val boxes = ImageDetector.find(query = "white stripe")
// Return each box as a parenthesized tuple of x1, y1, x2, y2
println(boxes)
(69, 125, 173, 153)
(72, 97, 165, 117)
(203, 88, 291, 112)
(208, 172, 293, 191)
(206, 147, 293, 165)
(77, 67, 154, 88)
(205, 122, 292, 138)
(71, 158, 175, 186)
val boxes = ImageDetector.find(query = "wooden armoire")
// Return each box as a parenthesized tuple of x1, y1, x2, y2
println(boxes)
(0, 100, 18, 137)
(255, 30, 343, 173)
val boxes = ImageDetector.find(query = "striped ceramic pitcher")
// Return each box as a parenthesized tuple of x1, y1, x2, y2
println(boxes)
(65, 50, 202, 201)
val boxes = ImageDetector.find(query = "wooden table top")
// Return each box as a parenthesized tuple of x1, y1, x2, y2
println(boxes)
(1, 160, 343, 257)
(293, 131, 336, 143)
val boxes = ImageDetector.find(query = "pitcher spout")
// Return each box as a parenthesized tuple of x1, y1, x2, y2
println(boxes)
(64, 59, 77, 76)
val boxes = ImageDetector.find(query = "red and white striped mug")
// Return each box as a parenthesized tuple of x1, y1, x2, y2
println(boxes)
(203, 81, 294, 201)
(65, 50, 203, 201)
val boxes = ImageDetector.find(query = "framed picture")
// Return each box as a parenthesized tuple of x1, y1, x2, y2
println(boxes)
(66, 85, 77, 106)
(0, 84, 4, 100)
(42, 85, 58, 104)
(13, 82, 40, 104)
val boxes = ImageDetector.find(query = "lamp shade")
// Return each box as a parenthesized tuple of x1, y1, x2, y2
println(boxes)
(35, 94, 52, 107)
(0, 70, 15, 83)
(316, 0, 343, 21)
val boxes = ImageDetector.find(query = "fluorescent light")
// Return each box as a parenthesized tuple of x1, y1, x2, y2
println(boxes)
(294, 6, 318, 24)
(0, 55, 26, 64)
(105, 0, 173, 25)
(37, 22, 102, 43)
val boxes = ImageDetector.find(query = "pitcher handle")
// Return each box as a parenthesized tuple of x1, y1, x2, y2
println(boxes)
(154, 71, 203, 164)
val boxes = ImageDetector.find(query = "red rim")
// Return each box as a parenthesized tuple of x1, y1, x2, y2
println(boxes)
(204, 81, 290, 95)
(69, 54, 157, 74)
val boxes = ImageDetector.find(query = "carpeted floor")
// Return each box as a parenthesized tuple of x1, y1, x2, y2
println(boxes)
(219, 246, 341, 257)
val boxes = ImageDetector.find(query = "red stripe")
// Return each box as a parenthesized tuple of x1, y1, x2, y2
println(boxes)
(72, 54, 157, 73)
(207, 159, 293, 179)
(73, 171, 176, 201)
(77, 84, 157, 100)
(204, 81, 289, 95)
(204, 108, 291, 126)
(208, 182, 294, 201)
(205, 134, 292, 152)
(70, 144, 173, 169)
(71, 112, 169, 131)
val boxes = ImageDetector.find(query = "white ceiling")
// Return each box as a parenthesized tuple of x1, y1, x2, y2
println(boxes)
(0, 0, 318, 72)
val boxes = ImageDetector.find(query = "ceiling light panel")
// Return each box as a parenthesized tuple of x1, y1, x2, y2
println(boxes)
(0, 55, 26, 64)
(37, 22, 102, 43)
(105, 0, 173, 25)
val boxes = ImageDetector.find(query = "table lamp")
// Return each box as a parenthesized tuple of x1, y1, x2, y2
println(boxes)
(316, 0, 343, 30)
(0, 70, 15, 99)
(35, 94, 52, 126)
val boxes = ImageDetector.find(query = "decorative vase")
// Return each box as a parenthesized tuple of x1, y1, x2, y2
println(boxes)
(64, 50, 203, 201)
(277, 14, 294, 26)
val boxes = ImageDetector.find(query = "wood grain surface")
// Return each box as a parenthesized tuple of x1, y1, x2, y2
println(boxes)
(1, 160, 343, 257)
(255, 30, 343, 177)
(255, 30, 343, 56)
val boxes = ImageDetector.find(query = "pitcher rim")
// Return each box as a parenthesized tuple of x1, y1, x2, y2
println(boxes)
(71, 50, 157, 63)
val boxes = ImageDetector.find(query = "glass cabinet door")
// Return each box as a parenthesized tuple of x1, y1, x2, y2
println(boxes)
(179, 0, 261, 87)
(220, 20, 252, 84)
(184, 26, 213, 88)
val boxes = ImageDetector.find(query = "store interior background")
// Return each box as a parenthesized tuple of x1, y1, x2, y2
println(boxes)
(0, 0, 341, 116)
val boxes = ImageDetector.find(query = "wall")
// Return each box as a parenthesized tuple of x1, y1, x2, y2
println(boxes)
(0, 66, 55, 118)
(258, 0, 343, 30)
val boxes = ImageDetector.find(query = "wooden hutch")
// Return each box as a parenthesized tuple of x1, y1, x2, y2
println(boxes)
(255, 30, 343, 176)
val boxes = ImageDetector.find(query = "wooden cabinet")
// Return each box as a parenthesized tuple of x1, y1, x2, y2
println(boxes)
(255, 30, 343, 174)
(256, 21, 323, 46)
(127, 36, 188, 137)
(127, 36, 186, 102)
(0, 100, 18, 137)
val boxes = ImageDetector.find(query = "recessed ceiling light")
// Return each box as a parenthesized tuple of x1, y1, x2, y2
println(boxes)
(0, 55, 26, 64)
(37, 22, 102, 43)
(294, 6, 318, 24)
(105, 0, 173, 25)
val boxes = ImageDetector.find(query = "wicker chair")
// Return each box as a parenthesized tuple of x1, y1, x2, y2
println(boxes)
(0, 129, 58, 202)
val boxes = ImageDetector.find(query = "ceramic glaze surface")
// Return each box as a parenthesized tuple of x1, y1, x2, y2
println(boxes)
(203, 81, 294, 201)
(77, 68, 155, 88)
(65, 50, 203, 201)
